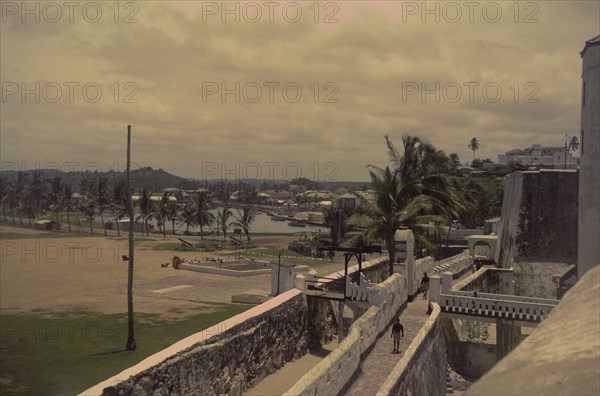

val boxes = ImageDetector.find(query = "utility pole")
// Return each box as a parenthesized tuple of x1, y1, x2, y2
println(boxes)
(126, 125, 137, 351)
(564, 133, 568, 169)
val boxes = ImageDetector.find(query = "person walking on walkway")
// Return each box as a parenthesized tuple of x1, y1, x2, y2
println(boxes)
(390, 317, 404, 353)
(420, 272, 430, 299)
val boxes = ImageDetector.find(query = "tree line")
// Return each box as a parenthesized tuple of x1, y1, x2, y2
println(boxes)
(0, 173, 256, 241)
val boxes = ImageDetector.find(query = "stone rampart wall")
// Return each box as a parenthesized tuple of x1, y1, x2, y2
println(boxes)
(496, 170, 578, 267)
(82, 290, 309, 396)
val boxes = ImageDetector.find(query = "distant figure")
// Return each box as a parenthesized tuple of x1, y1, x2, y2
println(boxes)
(390, 317, 404, 353)
(420, 272, 430, 299)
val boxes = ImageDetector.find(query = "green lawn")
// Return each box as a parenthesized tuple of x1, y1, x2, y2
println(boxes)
(0, 304, 250, 395)
(152, 239, 257, 252)
(150, 242, 337, 268)
(0, 232, 92, 240)
(242, 247, 337, 268)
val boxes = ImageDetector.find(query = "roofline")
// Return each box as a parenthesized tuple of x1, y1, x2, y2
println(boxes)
(580, 34, 600, 57)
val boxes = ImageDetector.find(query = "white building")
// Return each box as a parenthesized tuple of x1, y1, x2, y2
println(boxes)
(498, 144, 579, 169)
(578, 34, 600, 278)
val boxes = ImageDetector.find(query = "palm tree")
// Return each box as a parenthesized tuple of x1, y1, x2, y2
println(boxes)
(166, 201, 180, 235)
(374, 135, 470, 258)
(181, 204, 196, 235)
(468, 137, 479, 161)
(217, 207, 233, 241)
(156, 192, 171, 238)
(232, 206, 256, 242)
(79, 195, 97, 234)
(189, 192, 215, 240)
(111, 180, 127, 237)
(96, 178, 110, 236)
(137, 188, 154, 237)
(568, 136, 580, 152)
(13, 172, 28, 225)
(22, 171, 48, 225)
(323, 206, 350, 247)
(449, 153, 461, 172)
(0, 179, 16, 223)
(349, 166, 437, 274)
(48, 177, 64, 228)
(62, 184, 75, 232)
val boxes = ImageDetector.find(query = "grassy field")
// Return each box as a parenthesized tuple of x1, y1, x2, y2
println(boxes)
(152, 239, 257, 252)
(149, 240, 338, 268)
(0, 232, 92, 240)
(0, 304, 251, 395)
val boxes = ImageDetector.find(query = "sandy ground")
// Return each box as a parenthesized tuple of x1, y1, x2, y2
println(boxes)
(0, 224, 342, 319)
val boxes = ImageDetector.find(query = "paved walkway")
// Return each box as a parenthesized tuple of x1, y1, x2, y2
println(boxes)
(244, 341, 338, 396)
(345, 295, 430, 395)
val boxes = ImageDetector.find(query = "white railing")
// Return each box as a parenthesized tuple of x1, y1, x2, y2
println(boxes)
(429, 271, 560, 322)
(438, 293, 557, 321)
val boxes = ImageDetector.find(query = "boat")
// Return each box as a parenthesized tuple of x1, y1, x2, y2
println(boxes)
(288, 220, 307, 227)
(271, 216, 286, 221)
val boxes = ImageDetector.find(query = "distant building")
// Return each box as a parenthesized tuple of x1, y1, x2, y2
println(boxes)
(578, 35, 600, 278)
(337, 193, 358, 210)
(33, 220, 58, 230)
(497, 144, 579, 169)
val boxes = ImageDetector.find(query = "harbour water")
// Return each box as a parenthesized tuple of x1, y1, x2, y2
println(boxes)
(149, 208, 328, 234)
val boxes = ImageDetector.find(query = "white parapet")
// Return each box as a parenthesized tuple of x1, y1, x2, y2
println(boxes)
(429, 274, 442, 304)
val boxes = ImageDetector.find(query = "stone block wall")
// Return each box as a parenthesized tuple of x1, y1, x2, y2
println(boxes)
(378, 304, 447, 396)
(512, 262, 574, 299)
(457, 267, 514, 295)
(84, 291, 309, 396)
(496, 170, 579, 267)
(446, 340, 496, 379)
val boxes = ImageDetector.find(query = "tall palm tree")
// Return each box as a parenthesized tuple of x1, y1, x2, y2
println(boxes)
(189, 192, 215, 240)
(449, 153, 461, 172)
(62, 184, 75, 232)
(79, 195, 97, 235)
(96, 178, 110, 236)
(156, 192, 171, 238)
(22, 171, 48, 225)
(377, 135, 470, 257)
(468, 137, 479, 161)
(568, 136, 580, 152)
(181, 204, 196, 235)
(323, 206, 351, 247)
(217, 207, 233, 241)
(166, 201, 180, 235)
(232, 206, 256, 242)
(111, 180, 127, 237)
(349, 166, 438, 274)
(0, 179, 16, 223)
(137, 188, 154, 237)
(13, 172, 28, 225)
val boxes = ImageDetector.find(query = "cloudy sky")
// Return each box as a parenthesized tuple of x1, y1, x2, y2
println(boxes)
(1, 1, 598, 182)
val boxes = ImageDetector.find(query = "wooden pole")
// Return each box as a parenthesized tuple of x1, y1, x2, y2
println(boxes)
(126, 125, 137, 351)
